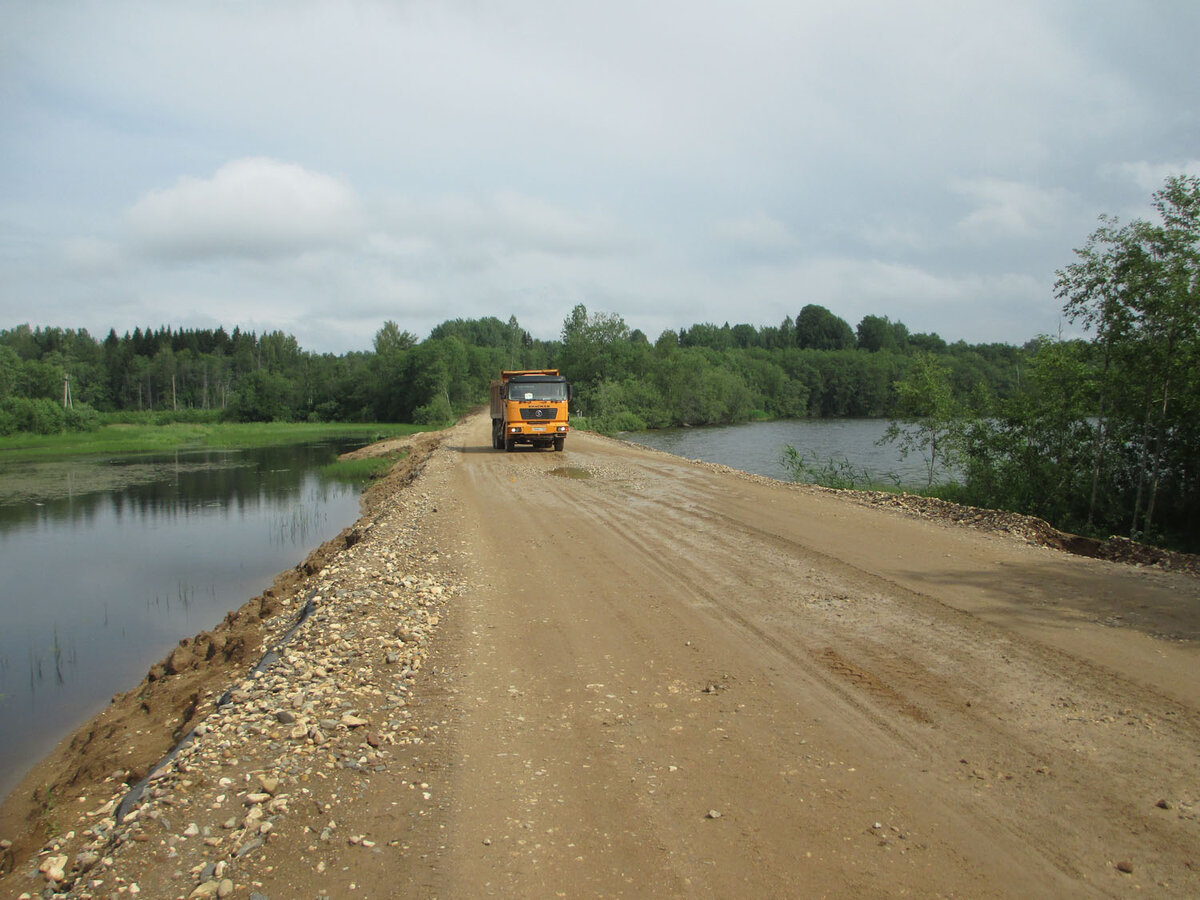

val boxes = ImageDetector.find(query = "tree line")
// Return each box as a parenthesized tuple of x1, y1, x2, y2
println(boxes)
(555, 305, 1023, 431)
(1, 308, 1020, 436)
(0, 317, 548, 431)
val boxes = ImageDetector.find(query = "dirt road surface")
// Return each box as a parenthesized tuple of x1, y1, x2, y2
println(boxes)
(4, 412, 1199, 897)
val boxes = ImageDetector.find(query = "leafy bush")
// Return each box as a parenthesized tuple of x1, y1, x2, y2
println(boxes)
(151, 408, 222, 425)
(99, 409, 220, 426)
(588, 410, 648, 434)
(64, 403, 100, 432)
(1, 397, 66, 434)
(413, 393, 453, 426)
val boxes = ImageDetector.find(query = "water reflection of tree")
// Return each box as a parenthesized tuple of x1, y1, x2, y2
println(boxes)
(0, 441, 360, 534)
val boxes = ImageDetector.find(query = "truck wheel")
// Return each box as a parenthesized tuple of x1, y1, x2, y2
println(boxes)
(554, 437, 565, 452)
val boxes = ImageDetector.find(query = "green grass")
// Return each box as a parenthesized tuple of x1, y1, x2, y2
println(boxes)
(319, 454, 405, 485)
(0, 422, 425, 460)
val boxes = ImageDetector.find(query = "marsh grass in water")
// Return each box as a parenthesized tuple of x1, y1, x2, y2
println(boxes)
(272, 502, 328, 547)
(318, 454, 403, 486)
(782, 445, 904, 492)
(26, 625, 77, 695)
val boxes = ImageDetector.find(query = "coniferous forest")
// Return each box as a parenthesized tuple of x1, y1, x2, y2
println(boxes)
(2, 176, 1197, 550)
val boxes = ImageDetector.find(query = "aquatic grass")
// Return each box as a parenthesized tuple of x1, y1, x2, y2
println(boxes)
(318, 454, 401, 485)
(24, 625, 77, 694)
(29, 646, 42, 691)
(782, 445, 904, 491)
(272, 502, 328, 547)
(781, 444, 971, 497)
(52, 625, 63, 685)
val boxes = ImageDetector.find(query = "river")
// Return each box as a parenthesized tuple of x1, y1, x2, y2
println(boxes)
(0, 441, 367, 800)
(619, 418, 940, 486)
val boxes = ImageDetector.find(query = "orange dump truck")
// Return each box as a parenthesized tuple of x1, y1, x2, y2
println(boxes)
(490, 369, 572, 452)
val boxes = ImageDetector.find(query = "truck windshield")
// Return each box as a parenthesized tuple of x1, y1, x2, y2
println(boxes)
(508, 382, 566, 402)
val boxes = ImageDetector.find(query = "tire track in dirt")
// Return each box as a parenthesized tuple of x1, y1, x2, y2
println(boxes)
(462, 443, 1027, 887)
(536, 458, 964, 745)
(520, 453, 945, 752)
(638, 457, 1200, 891)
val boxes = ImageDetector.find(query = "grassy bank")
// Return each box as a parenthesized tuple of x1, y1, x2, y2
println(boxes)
(319, 454, 405, 486)
(0, 422, 424, 460)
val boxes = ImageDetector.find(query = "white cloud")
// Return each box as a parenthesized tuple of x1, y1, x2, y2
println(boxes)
(125, 158, 363, 260)
(1103, 159, 1200, 193)
(951, 178, 1072, 240)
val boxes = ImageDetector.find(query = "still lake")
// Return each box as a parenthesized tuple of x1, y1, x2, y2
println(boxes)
(620, 418, 935, 486)
(0, 441, 367, 800)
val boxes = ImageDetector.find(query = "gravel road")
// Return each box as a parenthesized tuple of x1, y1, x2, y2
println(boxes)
(4, 412, 1198, 898)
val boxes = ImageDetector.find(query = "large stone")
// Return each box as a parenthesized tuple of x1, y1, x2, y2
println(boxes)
(40, 854, 68, 882)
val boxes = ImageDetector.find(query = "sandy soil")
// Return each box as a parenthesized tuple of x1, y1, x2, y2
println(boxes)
(3, 414, 1199, 898)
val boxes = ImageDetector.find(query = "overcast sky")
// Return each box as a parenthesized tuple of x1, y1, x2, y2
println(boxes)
(2, 1, 1197, 353)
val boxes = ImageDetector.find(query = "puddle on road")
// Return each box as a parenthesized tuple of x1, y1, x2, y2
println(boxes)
(549, 466, 592, 480)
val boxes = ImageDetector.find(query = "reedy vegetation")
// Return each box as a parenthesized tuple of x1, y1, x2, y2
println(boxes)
(1, 176, 1196, 550)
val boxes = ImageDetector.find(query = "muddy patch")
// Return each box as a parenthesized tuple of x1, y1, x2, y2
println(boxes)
(818, 646, 933, 724)
(549, 466, 593, 480)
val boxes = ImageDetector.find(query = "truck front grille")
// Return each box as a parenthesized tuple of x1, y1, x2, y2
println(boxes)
(519, 408, 560, 421)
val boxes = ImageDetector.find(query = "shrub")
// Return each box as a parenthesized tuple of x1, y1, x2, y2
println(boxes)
(150, 408, 222, 425)
(413, 393, 453, 426)
(1, 396, 67, 434)
(64, 403, 100, 432)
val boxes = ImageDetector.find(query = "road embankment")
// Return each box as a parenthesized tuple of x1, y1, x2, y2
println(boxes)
(0, 431, 453, 897)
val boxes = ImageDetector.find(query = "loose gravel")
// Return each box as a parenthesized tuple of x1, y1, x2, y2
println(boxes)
(12, 439, 462, 899)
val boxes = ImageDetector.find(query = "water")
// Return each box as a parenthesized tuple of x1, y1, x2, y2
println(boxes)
(620, 418, 940, 486)
(0, 441, 367, 799)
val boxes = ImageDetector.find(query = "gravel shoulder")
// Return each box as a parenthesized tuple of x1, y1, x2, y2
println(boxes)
(3, 413, 1199, 898)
